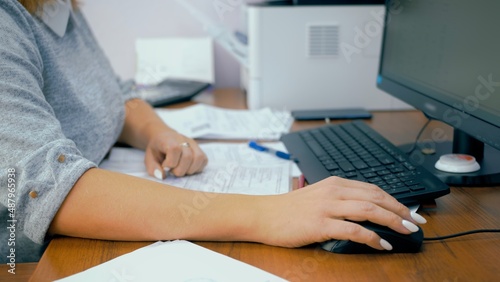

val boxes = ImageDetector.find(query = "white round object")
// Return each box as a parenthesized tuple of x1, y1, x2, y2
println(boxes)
(434, 154, 481, 173)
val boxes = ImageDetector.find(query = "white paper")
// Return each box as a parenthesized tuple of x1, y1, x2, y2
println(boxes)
(56, 240, 287, 282)
(135, 37, 214, 85)
(155, 104, 293, 140)
(100, 143, 296, 195)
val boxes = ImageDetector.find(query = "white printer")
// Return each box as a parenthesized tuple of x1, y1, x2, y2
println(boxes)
(176, 0, 410, 111)
(242, 0, 410, 110)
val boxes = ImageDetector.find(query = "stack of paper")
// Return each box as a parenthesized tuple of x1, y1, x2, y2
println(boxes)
(155, 104, 293, 140)
(135, 37, 215, 86)
(100, 143, 299, 195)
(56, 240, 287, 282)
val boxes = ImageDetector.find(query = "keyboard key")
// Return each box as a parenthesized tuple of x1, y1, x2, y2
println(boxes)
(377, 170, 391, 176)
(367, 177, 383, 184)
(382, 174, 396, 180)
(363, 172, 378, 178)
(330, 172, 346, 178)
(390, 182, 406, 188)
(352, 160, 369, 170)
(321, 159, 335, 165)
(345, 172, 358, 178)
(380, 185, 391, 190)
(403, 162, 416, 170)
(398, 176, 415, 182)
(410, 185, 426, 191)
(306, 140, 327, 157)
(405, 180, 420, 186)
(338, 161, 356, 172)
(386, 187, 410, 195)
(386, 178, 401, 184)
(378, 157, 395, 165)
(389, 166, 405, 173)
(325, 163, 340, 171)
(367, 160, 382, 167)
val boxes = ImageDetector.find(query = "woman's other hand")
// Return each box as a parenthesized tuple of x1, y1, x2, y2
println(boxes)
(145, 131, 208, 179)
(119, 99, 208, 179)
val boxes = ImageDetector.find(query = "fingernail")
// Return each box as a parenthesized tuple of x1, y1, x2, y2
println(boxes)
(411, 212, 427, 224)
(402, 220, 419, 232)
(154, 169, 163, 180)
(380, 239, 393, 251)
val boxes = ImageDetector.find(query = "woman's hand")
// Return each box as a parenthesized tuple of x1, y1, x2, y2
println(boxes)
(254, 176, 426, 250)
(118, 99, 208, 179)
(144, 131, 208, 179)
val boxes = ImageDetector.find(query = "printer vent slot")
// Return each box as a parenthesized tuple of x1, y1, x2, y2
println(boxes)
(308, 24, 339, 57)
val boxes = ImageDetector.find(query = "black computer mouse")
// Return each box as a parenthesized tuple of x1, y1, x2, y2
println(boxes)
(320, 221, 424, 254)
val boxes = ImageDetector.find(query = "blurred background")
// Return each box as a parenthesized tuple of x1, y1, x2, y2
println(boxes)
(81, 0, 263, 88)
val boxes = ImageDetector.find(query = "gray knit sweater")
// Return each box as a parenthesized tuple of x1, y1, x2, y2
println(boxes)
(0, 0, 137, 260)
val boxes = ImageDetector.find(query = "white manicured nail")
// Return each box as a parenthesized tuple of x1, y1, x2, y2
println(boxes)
(403, 220, 419, 232)
(380, 239, 393, 251)
(411, 212, 427, 224)
(154, 169, 163, 180)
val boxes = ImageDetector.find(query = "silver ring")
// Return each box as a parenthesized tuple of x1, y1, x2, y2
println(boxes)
(180, 142, 190, 148)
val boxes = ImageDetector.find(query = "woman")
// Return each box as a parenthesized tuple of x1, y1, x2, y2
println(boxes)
(0, 0, 426, 263)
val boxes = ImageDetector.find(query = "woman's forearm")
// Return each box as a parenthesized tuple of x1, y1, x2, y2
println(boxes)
(49, 168, 262, 243)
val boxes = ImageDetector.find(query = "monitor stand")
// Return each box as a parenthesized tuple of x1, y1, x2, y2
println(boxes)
(399, 129, 500, 186)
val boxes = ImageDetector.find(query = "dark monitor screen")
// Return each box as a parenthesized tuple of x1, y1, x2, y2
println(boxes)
(377, 0, 500, 185)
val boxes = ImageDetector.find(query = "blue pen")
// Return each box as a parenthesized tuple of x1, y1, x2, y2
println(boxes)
(248, 141, 294, 161)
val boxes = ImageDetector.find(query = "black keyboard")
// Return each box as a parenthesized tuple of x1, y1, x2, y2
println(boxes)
(138, 78, 211, 107)
(281, 121, 449, 204)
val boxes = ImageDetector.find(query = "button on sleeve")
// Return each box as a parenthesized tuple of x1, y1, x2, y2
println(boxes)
(57, 154, 66, 163)
(29, 191, 38, 199)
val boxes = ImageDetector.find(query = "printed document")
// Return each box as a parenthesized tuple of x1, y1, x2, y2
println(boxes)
(100, 143, 297, 195)
(155, 104, 293, 140)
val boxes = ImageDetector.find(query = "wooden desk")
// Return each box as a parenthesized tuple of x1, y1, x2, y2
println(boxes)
(23, 89, 500, 281)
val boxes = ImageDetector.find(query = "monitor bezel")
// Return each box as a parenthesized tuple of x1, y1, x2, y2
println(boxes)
(376, 3, 500, 152)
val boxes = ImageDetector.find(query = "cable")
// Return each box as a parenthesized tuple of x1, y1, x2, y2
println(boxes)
(423, 229, 500, 241)
(405, 118, 433, 155)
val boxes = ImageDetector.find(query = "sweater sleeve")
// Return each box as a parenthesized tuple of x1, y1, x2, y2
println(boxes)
(0, 3, 96, 245)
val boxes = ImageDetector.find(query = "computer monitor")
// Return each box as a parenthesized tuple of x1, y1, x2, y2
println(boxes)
(377, 0, 500, 186)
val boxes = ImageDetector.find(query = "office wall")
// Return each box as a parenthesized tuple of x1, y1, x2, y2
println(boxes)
(81, 0, 257, 88)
